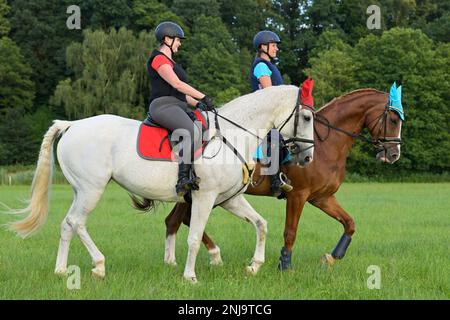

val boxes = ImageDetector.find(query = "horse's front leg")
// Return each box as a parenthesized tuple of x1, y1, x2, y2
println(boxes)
(165, 202, 223, 267)
(310, 195, 355, 265)
(183, 192, 216, 284)
(279, 192, 307, 271)
(181, 206, 223, 266)
(221, 195, 267, 275)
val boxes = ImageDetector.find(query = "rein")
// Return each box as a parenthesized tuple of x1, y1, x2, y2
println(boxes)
(313, 103, 402, 149)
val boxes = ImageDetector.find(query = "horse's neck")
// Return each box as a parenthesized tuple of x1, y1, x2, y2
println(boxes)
(316, 92, 387, 161)
(218, 87, 296, 132)
(210, 86, 297, 162)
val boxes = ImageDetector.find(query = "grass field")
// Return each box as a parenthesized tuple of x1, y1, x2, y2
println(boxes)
(0, 183, 448, 300)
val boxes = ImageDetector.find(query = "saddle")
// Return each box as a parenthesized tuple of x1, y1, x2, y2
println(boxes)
(137, 109, 209, 161)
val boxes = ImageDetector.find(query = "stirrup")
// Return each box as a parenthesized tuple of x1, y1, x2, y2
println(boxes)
(176, 177, 201, 196)
(279, 172, 293, 192)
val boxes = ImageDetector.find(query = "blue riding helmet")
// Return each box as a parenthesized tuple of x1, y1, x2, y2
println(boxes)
(253, 31, 281, 49)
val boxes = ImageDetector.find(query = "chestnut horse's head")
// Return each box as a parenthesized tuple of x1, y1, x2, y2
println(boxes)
(366, 83, 404, 164)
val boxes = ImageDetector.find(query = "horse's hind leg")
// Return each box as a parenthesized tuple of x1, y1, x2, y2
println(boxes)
(164, 203, 187, 266)
(55, 187, 106, 278)
(221, 195, 267, 275)
(310, 195, 355, 265)
(55, 198, 77, 276)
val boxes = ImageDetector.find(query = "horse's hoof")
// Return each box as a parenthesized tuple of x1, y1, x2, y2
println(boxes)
(183, 276, 198, 284)
(245, 265, 258, 275)
(245, 261, 263, 275)
(321, 253, 336, 266)
(91, 267, 105, 279)
(210, 258, 223, 266)
(277, 261, 292, 271)
(164, 260, 178, 267)
(209, 247, 223, 266)
(54, 268, 68, 277)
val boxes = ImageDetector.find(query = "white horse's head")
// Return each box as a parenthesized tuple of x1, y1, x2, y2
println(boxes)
(272, 86, 315, 167)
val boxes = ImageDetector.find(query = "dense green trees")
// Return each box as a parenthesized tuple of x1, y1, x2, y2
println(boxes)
(52, 28, 154, 119)
(307, 28, 450, 174)
(0, 0, 10, 37)
(0, 0, 448, 177)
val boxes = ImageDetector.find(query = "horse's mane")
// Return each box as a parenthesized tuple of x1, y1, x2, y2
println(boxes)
(220, 85, 298, 111)
(317, 88, 386, 112)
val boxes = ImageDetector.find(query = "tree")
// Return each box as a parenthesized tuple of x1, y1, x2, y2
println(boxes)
(0, 37, 34, 113)
(305, 30, 360, 106)
(171, 0, 220, 27)
(352, 28, 450, 174)
(182, 16, 247, 103)
(218, 0, 274, 50)
(130, 0, 185, 32)
(51, 28, 154, 120)
(0, 0, 10, 37)
(0, 107, 37, 165)
(8, 0, 83, 107)
(271, 0, 305, 84)
(81, 0, 133, 30)
(306, 27, 450, 175)
(305, 48, 360, 107)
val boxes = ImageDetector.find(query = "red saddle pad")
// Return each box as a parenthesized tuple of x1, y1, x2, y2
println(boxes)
(137, 109, 208, 161)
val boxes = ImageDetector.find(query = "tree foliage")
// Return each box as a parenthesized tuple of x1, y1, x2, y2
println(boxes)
(51, 28, 154, 119)
(0, 37, 34, 113)
(307, 27, 450, 175)
(0, 0, 10, 37)
(0, 0, 448, 177)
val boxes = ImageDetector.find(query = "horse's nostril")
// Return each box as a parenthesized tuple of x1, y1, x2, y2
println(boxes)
(304, 156, 311, 163)
(391, 153, 398, 159)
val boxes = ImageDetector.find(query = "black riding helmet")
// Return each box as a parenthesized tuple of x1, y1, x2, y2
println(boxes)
(155, 21, 186, 42)
(253, 30, 281, 61)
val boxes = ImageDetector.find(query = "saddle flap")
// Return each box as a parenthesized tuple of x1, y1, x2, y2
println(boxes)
(136, 109, 209, 162)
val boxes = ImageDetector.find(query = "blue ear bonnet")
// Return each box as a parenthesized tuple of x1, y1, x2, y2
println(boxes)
(389, 82, 405, 121)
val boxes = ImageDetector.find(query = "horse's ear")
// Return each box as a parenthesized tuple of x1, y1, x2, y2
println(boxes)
(300, 77, 314, 108)
(389, 82, 405, 121)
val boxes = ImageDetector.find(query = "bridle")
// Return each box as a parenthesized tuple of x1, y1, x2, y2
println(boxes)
(209, 88, 315, 158)
(314, 102, 402, 152)
(276, 90, 315, 155)
(206, 88, 315, 207)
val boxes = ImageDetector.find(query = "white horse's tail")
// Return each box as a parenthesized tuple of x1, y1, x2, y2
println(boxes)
(7, 120, 72, 238)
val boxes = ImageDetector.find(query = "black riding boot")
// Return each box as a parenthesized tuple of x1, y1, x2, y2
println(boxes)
(176, 163, 200, 197)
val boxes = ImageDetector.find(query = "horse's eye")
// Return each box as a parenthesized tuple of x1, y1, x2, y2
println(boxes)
(390, 118, 398, 125)
(304, 115, 311, 122)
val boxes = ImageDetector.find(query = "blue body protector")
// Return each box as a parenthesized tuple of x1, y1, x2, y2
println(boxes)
(250, 58, 284, 92)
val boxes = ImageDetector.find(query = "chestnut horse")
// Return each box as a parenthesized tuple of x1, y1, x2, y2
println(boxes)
(163, 88, 403, 270)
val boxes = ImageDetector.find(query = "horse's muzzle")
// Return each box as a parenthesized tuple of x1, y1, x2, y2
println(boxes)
(376, 146, 400, 164)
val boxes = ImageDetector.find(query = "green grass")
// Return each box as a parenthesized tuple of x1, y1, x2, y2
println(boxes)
(0, 183, 448, 299)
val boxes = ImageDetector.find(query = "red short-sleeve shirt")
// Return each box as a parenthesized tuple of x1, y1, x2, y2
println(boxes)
(151, 55, 174, 71)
